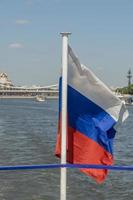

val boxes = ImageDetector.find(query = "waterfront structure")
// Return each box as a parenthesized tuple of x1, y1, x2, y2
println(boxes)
(0, 73, 13, 87)
(0, 72, 58, 98)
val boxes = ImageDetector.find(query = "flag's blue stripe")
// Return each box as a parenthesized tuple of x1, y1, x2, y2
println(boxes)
(59, 77, 116, 155)
(67, 85, 116, 155)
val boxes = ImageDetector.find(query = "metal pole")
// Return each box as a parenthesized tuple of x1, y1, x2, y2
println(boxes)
(60, 32, 71, 200)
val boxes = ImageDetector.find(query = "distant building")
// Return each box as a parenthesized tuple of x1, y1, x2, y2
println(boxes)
(0, 72, 58, 98)
(0, 73, 13, 87)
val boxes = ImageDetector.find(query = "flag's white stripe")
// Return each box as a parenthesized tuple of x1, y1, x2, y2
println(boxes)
(68, 45, 128, 122)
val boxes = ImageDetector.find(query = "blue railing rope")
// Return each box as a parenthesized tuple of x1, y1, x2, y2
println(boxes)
(0, 164, 133, 171)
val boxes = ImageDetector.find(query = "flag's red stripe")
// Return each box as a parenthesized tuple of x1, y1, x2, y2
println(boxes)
(55, 119, 113, 183)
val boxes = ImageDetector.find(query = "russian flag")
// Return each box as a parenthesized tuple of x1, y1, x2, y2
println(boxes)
(55, 45, 128, 183)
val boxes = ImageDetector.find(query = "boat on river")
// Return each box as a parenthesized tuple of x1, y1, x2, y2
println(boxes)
(115, 93, 133, 105)
(35, 95, 46, 102)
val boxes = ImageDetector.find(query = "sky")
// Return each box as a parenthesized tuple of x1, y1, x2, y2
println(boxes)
(0, 0, 133, 87)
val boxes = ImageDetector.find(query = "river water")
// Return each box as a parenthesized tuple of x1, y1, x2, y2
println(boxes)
(0, 99, 132, 200)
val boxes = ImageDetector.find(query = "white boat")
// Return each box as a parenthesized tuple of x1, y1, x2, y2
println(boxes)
(35, 95, 45, 102)
(115, 93, 133, 105)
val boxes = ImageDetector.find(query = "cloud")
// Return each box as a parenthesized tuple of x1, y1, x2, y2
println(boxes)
(15, 19, 31, 25)
(26, 0, 32, 4)
(8, 43, 24, 49)
(25, 0, 42, 6)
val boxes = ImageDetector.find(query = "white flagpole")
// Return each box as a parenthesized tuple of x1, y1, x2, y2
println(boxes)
(60, 32, 71, 200)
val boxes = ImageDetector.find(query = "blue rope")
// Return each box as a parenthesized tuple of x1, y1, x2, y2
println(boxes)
(0, 164, 133, 171)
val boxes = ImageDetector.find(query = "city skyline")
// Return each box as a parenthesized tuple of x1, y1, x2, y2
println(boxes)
(0, 0, 133, 87)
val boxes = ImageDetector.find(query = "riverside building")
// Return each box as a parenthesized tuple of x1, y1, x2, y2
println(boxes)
(0, 72, 58, 98)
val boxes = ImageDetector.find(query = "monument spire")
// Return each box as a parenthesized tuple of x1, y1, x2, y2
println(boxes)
(127, 68, 132, 87)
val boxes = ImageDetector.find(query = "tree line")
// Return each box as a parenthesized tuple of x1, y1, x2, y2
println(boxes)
(116, 85, 133, 95)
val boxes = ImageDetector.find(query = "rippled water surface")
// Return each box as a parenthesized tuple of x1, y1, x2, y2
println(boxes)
(0, 99, 132, 200)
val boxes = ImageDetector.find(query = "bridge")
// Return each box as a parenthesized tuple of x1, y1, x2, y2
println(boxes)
(0, 84, 59, 98)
